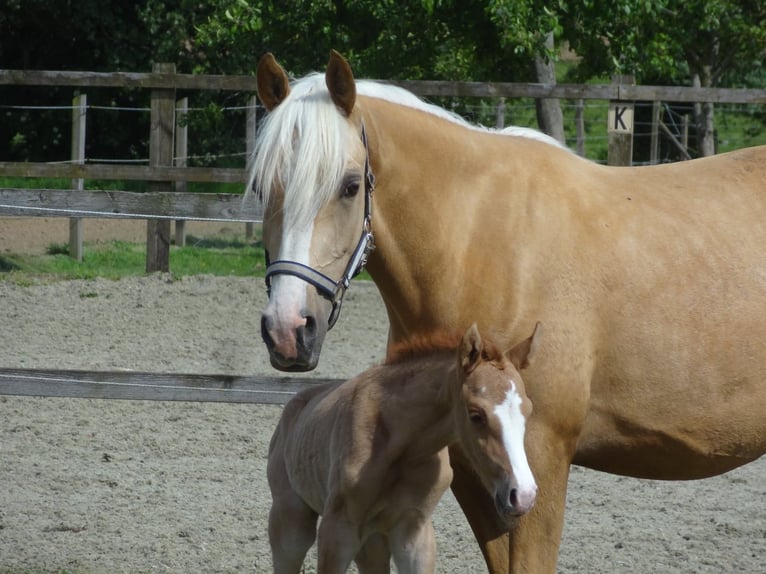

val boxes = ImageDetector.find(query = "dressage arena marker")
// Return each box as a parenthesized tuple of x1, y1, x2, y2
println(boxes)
(607, 102, 634, 133)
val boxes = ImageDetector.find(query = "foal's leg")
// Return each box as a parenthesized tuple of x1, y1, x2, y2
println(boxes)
(388, 514, 436, 574)
(268, 491, 318, 574)
(316, 511, 362, 574)
(354, 533, 391, 574)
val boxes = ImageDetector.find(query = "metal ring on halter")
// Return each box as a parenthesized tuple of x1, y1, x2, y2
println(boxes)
(263, 121, 376, 330)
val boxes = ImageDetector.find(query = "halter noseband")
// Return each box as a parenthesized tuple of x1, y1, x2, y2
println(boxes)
(264, 122, 376, 329)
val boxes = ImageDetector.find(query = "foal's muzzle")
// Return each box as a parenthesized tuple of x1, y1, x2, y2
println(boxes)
(495, 481, 537, 518)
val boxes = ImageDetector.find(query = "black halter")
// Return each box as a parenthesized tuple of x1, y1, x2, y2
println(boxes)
(264, 123, 376, 329)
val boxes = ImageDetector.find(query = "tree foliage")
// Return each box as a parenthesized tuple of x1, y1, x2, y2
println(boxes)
(1, 0, 764, 161)
(560, 0, 766, 86)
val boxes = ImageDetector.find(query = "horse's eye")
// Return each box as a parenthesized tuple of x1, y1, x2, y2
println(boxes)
(342, 181, 360, 198)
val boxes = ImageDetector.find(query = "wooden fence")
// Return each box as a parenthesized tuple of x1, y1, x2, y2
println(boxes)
(2, 65, 765, 270)
(1, 66, 764, 404)
(0, 368, 328, 405)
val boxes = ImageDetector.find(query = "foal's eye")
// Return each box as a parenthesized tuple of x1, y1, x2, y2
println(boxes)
(468, 410, 486, 425)
(342, 181, 360, 198)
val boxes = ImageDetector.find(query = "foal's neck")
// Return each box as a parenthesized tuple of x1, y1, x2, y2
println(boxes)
(381, 354, 458, 461)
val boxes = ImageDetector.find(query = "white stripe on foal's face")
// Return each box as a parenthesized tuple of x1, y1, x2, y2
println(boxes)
(494, 381, 536, 493)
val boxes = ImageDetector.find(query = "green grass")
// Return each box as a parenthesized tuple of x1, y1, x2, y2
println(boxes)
(0, 176, 243, 195)
(0, 235, 267, 282)
(0, 234, 374, 284)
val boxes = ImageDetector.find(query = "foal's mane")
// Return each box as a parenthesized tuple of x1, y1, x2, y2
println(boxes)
(247, 73, 563, 228)
(385, 331, 504, 366)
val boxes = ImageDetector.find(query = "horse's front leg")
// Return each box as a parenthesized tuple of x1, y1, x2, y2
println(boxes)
(507, 435, 572, 573)
(316, 511, 362, 574)
(449, 429, 573, 573)
(267, 452, 319, 574)
(448, 448, 511, 573)
(388, 514, 437, 574)
(354, 532, 391, 574)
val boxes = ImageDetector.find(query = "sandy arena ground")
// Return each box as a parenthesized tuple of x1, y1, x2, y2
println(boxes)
(0, 218, 764, 573)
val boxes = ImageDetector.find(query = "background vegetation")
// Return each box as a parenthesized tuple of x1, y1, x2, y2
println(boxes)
(1, 1, 765, 276)
(1, 0, 765, 164)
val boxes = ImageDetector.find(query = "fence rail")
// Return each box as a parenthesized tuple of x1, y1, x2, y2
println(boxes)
(0, 162, 245, 183)
(3, 69, 765, 104)
(0, 368, 337, 405)
(2, 65, 765, 269)
(0, 188, 261, 221)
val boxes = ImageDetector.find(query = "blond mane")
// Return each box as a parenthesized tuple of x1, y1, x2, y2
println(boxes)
(247, 74, 563, 228)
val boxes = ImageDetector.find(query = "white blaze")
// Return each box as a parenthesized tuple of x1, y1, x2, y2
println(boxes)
(267, 222, 314, 321)
(493, 381, 536, 493)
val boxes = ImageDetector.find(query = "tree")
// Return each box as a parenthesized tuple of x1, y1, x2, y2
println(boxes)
(561, 0, 766, 155)
(3, 1, 764, 161)
(188, 0, 570, 132)
(0, 1, 157, 161)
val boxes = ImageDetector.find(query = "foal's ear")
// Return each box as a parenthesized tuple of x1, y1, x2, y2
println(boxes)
(507, 322, 542, 371)
(326, 49, 356, 117)
(459, 323, 484, 374)
(257, 53, 291, 111)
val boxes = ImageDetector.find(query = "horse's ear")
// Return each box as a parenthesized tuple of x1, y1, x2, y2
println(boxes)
(257, 53, 290, 111)
(325, 49, 356, 116)
(507, 322, 542, 371)
(459, 323, 484, 374)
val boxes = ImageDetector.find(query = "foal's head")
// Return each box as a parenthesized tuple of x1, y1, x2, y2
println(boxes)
(452, 323, 541, 520)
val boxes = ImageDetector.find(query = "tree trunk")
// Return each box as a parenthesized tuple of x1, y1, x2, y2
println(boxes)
(692, 69, 716, 156)
(533, 32, 565, 145)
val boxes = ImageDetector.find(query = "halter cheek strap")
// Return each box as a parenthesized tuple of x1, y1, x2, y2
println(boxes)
(264, 122, 376, 329)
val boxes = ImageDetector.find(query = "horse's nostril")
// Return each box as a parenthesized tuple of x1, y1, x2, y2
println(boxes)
(509, 488, 518, 508)
(296, 314, 316, 350)
(304, 314, 316, 338)
(261, 315, 275, 348)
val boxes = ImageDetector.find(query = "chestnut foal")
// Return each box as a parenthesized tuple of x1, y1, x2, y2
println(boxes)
(267, 323, 540, 574)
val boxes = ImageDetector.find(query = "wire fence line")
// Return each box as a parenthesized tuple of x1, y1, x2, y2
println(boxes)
(5, 100, 762, 167)
(2, 66, 765, 271)
(0, 201, 260, 223)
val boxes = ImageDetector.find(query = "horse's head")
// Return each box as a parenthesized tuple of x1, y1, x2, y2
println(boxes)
(250, 51, 374, 371)
(452, 323, 541, 521)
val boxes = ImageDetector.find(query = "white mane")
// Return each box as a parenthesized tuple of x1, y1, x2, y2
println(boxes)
(248, 74, 563, 227)
(356, 80, 563, 147)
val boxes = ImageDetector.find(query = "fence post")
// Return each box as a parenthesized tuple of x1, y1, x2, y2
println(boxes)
(607, 74, 635, 166)
(146, 63, 175, 272)
(575, 98, 585, 157)
(495, 97, 506, 129)
(69, 93, 86, 261)
(245, 94, 258, 240)
(650, 100, 662, 164)
(174, 97, 188, 247)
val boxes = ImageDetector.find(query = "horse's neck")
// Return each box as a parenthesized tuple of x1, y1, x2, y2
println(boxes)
(378, 356, 458, 460)
(361, 97, 590, 341)
(362, 99, 527, 338)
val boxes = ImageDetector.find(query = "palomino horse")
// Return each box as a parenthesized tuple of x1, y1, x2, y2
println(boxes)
(268, 323, 540, 573)
(249, 51, 766, 573)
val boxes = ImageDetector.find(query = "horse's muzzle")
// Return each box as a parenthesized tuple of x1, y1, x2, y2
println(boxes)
(261, 312, 322, 372)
